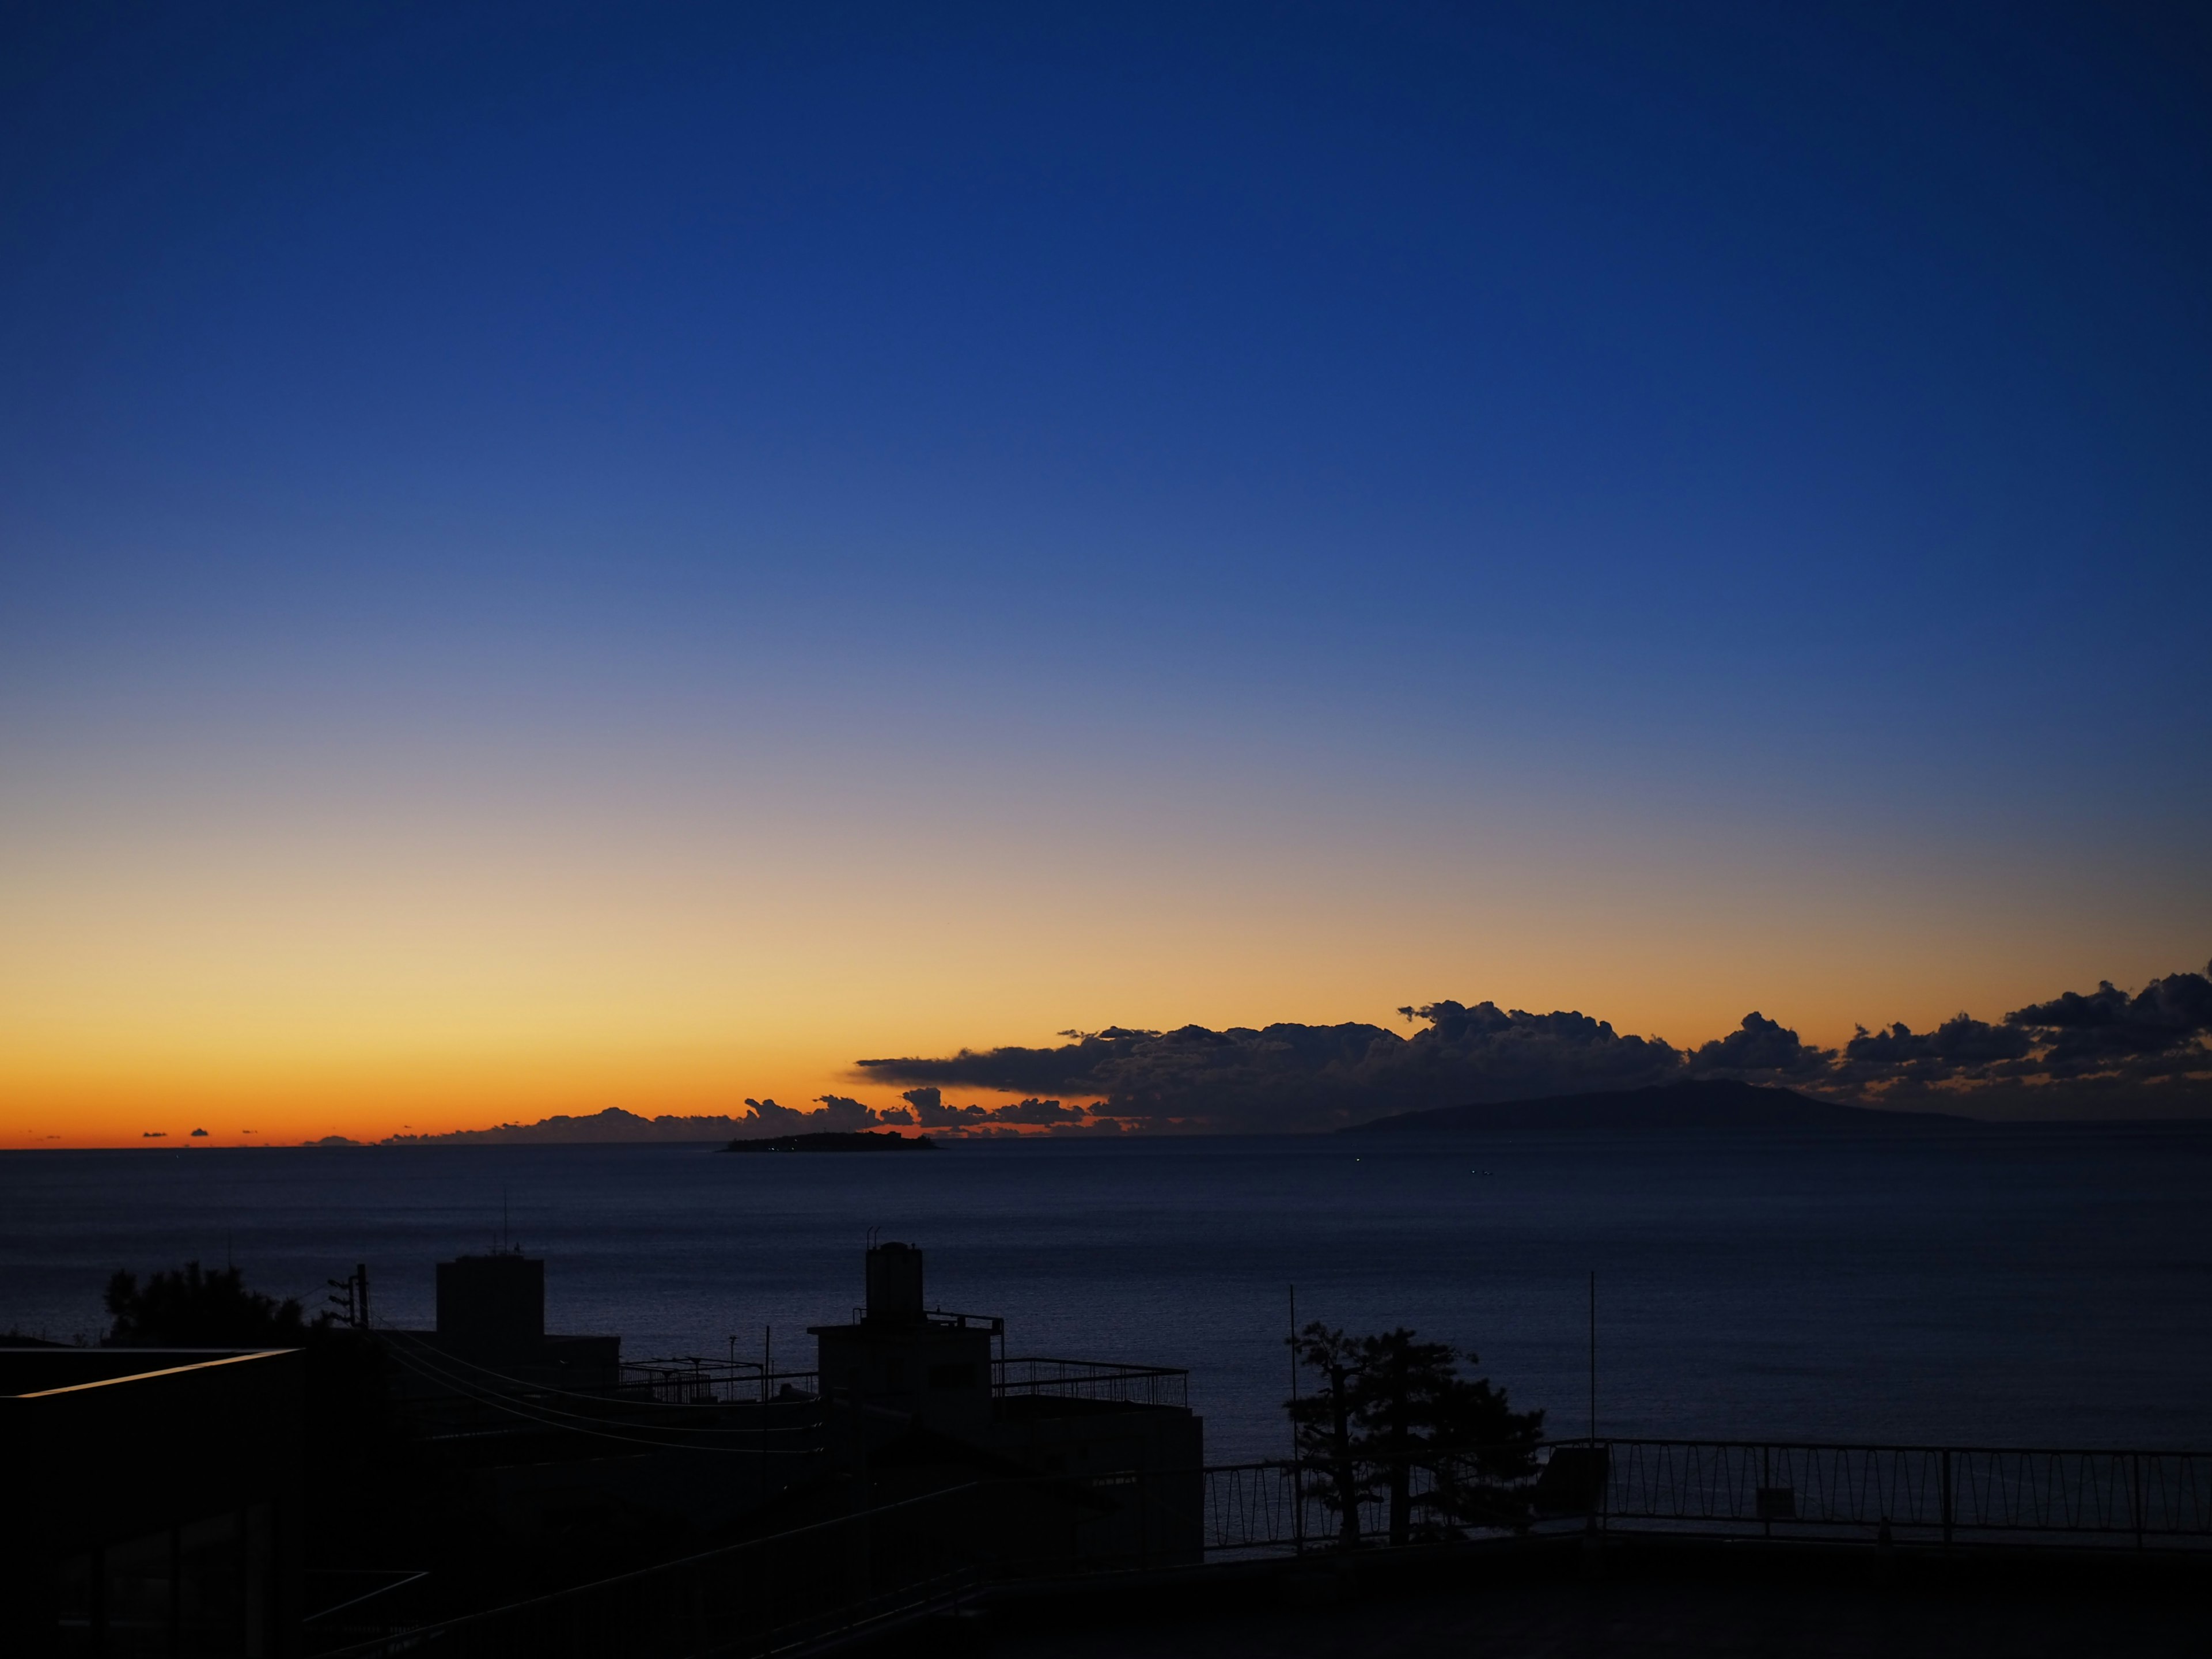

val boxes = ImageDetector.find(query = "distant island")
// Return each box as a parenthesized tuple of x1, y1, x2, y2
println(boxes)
(1346, 1078, 1969, 1133)
(722, 1131, 940, 1153)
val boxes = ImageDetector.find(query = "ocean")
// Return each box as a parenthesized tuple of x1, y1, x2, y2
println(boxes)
(5, 1124, 2210, 1463)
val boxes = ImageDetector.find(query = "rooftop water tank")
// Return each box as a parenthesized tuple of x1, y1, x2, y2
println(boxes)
(864, 1242, 925, 1324)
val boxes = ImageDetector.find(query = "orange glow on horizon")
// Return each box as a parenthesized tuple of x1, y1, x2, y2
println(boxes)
(5, 756, 2200, 1147)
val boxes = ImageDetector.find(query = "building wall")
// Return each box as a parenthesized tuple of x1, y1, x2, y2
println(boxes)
(1, 1349, 305, 1659)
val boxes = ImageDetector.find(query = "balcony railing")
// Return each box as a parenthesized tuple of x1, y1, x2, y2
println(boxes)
(1596, 1438, 2212, 1546)
(615, 1357, 820, 1406)
(1192, 1439, 2212, 1557)
(993, 1357, 1190, 1410)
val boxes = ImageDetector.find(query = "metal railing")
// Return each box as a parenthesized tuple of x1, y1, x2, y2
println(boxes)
(1596, 1439, 2212, 1547)
(616, 1354, 1190, 1411)
(1194, 1440, 2212, 1557)
(993, 1357, 1190, 1410)
(618, 1357, 821, 1406)
(1197, 1456, 1524, 1556)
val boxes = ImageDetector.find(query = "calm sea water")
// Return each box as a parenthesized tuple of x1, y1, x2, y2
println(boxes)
(5, 1127, 2210, 1462)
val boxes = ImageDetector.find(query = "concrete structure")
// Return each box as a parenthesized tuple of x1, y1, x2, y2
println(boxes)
(813, 1243, 1206, 1571)
(810, 1241, 998, 1439)
(1, 1345, 305, 1658)
(393, 1248, 620, 1391)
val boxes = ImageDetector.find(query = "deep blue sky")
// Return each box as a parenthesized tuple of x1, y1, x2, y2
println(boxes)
(3, 3, 2208, 1138)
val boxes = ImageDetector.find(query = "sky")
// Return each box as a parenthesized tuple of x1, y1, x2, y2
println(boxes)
(2, 2, 2208, 1145)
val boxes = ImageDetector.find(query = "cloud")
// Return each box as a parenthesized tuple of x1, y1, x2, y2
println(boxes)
(860, 1002, 1686, 1131)
(1686, 1012, 1835, 1078)
(857, 1031, 1153, 1097)
(989, 1097, 1086, 1124)
(190, 1127, 209, 1137)
(1843, 1014, 2033, 1071)
(900, 1086, 989, 1128)
(812, 1094, 880, 1130)
(742, 1097, 808, 1130)
(2003, 967, 2212, 1071)
(854, 958, 2212, 1127)
(876, 1105, 915, 1126)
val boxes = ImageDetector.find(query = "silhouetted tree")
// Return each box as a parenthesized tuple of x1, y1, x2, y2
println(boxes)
(1388, 1351, 1544, 1537)
(1289, 1321, 1545, 1547)
(105, 1262, 423, 1571)
(1355, 1329, 1463, 1545)
(1286, 1323, 1373, 1547)
(105, 1261, 323, 1346)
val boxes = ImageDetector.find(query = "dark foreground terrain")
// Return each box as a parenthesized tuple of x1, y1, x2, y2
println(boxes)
(972, 1537, 2206, 1659)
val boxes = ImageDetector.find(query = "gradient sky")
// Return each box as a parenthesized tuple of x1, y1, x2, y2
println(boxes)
(3, 3, 2208, 1145)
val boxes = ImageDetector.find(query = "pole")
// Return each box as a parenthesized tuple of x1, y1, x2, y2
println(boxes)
(1941, 1448, 1953, 1547)
(1588, 1270, 1597, 1444)
(1288, 1285, 1304, 1554)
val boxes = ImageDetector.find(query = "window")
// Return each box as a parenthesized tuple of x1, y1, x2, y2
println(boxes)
(64, 1507, 271, 1658)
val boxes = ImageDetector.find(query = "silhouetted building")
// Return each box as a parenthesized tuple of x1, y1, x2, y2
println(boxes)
(1, 1345, 304, 1658)
(811, 1241, 997, 1439)
(435, 1251, 544, 1362)
(813, 1242, 1205, 1571)
(392, 1248, 620, 1391)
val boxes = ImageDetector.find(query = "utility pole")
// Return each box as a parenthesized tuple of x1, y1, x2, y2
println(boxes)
(325, 1264, 369, 1331)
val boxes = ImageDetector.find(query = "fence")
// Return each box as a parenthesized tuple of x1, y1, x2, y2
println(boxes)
(993, 1358, 1190, 1410)
(1196, 1441, 2212, 1557)
(1597, 1440, 2212, 1548)
(617, 1358, 823, 1406)
(616, 1355, 1190, 1412)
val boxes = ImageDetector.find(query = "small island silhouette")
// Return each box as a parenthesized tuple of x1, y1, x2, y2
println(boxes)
(722, 1130, 939, 1153)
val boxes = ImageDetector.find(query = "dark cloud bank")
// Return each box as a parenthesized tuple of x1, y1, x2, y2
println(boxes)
(381, 1090, 1096, 1145)
(383, 962, 2211, 1142)
(851, 961, 2212, 1133)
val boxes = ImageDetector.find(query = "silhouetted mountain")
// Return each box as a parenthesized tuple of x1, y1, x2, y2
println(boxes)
(1344, 1078, 1969, 1133)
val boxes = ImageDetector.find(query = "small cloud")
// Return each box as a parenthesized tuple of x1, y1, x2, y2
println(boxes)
(190, 1128, 209, 1137)
(988, 1097, 1087, 1126)
(901, 1086, 988, 1127)
(876, 1105, 916, 1126)
(1687, 1012, 1835, 1079)
(814, 1094, 880, 1130)
(142, 1131, 166, 1138)
(742, 1097, 808, 1130)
